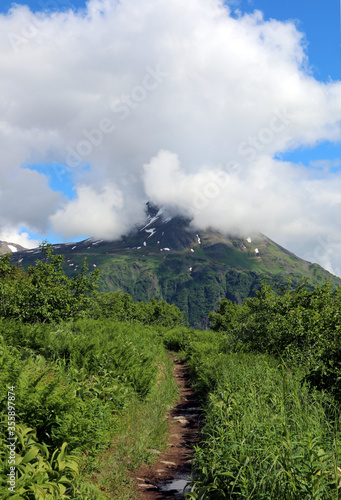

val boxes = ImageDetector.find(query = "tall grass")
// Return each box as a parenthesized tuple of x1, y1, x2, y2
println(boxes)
(162, 329, 341, 500)
(85, 354, 178, 499)
(0, 319, 177, 498)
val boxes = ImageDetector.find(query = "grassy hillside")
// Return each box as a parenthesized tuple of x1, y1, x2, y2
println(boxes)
(9, 206, 341, 327)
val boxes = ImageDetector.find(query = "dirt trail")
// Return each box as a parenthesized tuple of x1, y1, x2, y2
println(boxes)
(133, 357, 201, 499)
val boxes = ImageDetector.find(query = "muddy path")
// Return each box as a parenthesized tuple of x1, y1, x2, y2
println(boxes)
(133, 357, 201, 499)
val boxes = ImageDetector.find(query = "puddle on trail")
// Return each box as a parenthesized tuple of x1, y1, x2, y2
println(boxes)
(158, 474, 192, 496)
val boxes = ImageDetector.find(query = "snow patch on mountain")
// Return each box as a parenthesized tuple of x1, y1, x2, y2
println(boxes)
(141, 216, 159, 231)
(145, 228, 156, 238)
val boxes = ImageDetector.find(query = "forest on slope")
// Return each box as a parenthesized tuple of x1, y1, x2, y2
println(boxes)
(10, 204, 341, 329)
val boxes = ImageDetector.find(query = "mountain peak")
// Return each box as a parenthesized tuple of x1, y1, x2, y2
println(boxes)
(0, 241, 27, 256)
(8, 206, 341, 327)
(145, 201, 161, 218)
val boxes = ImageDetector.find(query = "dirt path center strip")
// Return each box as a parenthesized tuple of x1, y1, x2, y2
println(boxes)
(133, 357, 201, 499)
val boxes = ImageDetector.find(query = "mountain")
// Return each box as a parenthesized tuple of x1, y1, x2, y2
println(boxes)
(0, 241, 27, 255)
(9, 203, 341, 327)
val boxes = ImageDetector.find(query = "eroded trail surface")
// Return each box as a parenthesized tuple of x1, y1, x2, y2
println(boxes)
(134, 358, 201, 499)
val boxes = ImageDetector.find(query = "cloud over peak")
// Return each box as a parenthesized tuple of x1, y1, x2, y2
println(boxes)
(1, 0, 341, 274)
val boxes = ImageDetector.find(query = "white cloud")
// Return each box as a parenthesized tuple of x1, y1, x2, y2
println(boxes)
(50, 183, 146, 239)
(143, 150, 341, 247)
(0, 228, 40, 249)
(143, 150, 341, 277)
(0, 168, 60, 231)
(1, 0, 341, 273)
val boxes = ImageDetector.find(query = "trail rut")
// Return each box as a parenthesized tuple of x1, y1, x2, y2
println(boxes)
(133, 357, 201, 499)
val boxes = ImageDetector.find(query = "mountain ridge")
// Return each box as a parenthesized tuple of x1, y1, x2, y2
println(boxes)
(8, 203, 341, 327)
(0, 240, 27, 256)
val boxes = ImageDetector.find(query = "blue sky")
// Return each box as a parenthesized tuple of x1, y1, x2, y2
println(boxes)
(0, 0, 87, 13)
(234, 0, 341, 174)
(238, 0, 341, 82)
(1, 0, 341, 275)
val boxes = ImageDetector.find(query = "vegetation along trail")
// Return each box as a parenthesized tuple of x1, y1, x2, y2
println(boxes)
(4, 243, 341, 498)
(133, 357, 201, 499)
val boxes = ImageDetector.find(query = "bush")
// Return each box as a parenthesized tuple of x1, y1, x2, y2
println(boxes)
(91, 291, 186, 327)
(210, 282, 341, 398)
(0, 244, 99, 323)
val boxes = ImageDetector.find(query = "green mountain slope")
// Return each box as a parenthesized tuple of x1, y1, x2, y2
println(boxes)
(10, 204, 341, 327)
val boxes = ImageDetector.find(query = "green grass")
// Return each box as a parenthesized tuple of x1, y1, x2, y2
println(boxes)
(87, 355, 178, 498)
(0, 319, 178, 499)
(169, 331, 341, 500)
